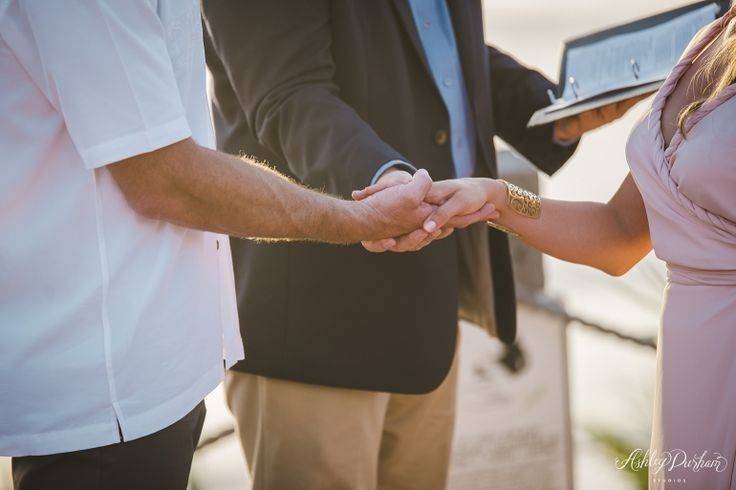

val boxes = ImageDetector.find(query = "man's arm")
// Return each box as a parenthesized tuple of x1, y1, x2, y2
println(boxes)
(487, 45, 579, 175)
(108, 138, 435, 245)
(202, 0, 411, 196)
(487, 45, 646, 173)
(6, 2, 431, 246)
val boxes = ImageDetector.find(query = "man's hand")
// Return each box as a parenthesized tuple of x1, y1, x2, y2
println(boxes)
(353, 174, 499, 253)
(351, 169, 437, 246)
(353, 168, 440, 252)
(357, 167, 414, 195)
(553, 93, 652, 142)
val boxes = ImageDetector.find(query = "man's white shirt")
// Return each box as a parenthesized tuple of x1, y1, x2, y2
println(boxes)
(0, 0, 244, 456)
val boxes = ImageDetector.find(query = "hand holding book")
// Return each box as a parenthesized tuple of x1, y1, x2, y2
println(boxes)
(553, 92, 651, 141)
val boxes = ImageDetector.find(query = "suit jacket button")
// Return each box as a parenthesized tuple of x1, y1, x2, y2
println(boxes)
(434, 129, 448, 146)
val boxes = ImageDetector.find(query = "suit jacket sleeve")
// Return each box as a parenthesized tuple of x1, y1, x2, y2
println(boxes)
(202, 0, 409, 196)
(487, 45, 578, 175)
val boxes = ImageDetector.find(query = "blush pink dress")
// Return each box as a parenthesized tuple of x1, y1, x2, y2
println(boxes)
(625, 8, 736, 489)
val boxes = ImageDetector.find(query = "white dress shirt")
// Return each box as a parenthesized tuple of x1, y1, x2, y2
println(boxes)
(0, 0, 243, 456)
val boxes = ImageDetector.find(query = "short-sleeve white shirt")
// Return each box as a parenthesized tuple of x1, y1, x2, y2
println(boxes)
(0, 0, 244, 456)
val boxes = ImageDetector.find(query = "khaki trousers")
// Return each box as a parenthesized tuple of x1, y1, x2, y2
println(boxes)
(224, 349, 459, 490)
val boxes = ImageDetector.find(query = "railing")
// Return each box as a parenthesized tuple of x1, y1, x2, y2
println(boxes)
(518, 290, 657, 350)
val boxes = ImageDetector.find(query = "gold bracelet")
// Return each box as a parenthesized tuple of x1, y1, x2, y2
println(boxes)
(487, 220, 520, 238)
(499, 179, 541, 219)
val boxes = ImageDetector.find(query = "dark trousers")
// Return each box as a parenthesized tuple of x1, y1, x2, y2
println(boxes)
(12, 401, 206, 490)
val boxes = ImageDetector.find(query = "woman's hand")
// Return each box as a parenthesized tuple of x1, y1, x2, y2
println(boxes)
(422, 178, 504, 232)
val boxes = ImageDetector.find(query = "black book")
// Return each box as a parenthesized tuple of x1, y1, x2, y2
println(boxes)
(528, 1, 730, 127)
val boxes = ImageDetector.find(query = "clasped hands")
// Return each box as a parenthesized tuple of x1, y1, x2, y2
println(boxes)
(351, 168, 498, 253)
(348, 93, 653, 252)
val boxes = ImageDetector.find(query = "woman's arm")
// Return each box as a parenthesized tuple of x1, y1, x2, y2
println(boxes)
(423, 173, 652, 276)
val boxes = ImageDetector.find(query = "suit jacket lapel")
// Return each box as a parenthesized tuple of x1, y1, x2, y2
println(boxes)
(389, 0, 432, 76)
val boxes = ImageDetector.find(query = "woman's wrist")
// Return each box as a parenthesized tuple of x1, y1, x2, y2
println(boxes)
(482, 178, 507, 212)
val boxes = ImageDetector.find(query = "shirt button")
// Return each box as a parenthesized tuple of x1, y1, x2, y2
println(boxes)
(443, 77, 453, 87)
(423, 20, 431, 29)
(216, 240, 220, 250)
(434, 129, 448, 146)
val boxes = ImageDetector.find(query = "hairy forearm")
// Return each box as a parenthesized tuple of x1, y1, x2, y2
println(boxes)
(172, 146, 368, 242)
(483, 176, 651, 275)
(111, 139, 370, 244)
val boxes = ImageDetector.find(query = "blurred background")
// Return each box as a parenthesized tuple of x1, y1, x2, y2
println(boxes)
(0, 1, 700, 489)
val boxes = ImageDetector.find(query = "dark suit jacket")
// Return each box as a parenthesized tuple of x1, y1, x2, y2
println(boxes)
(202, 0, 577, 394)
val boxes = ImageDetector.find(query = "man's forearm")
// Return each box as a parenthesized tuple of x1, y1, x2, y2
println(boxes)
(178, 145, 372, 243)
(110, 139, 370, 244)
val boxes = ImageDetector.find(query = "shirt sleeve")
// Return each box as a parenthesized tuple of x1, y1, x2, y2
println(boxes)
(8, 0, 191, 169)
(370, 160, 418, 186)
(552, 135, 580, 147)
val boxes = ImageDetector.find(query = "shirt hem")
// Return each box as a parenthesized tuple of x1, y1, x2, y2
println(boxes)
(0, 362, 224, 457)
